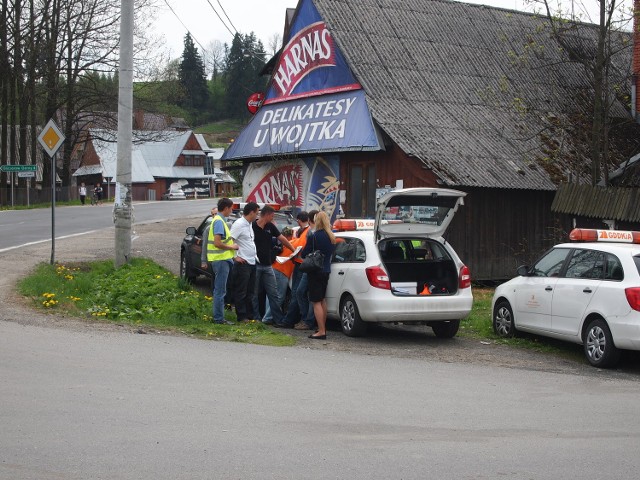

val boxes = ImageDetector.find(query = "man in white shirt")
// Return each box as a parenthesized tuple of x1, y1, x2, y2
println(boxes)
(229, 202, 260, 321)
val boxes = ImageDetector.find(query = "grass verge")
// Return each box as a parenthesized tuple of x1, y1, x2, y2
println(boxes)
(17, 258, 295, 347)
(461, 287, 583, 361)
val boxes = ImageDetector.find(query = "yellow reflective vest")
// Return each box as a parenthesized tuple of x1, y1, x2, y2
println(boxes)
(207, 215, 234, 261)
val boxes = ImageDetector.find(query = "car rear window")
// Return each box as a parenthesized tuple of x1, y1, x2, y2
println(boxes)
(379, 239, 450, 262)
(634, 255, 640, 275)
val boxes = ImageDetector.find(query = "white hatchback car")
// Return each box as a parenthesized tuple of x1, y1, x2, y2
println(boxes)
(326, 188, 473, 338)
(492, 228, 640, 368)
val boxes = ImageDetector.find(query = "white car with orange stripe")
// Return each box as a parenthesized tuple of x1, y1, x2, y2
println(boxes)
(492, 228, 640, 368)
(326, 188, 473, 338)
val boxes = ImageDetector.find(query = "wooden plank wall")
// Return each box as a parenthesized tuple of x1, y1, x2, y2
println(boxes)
(446, 187, 573, 281)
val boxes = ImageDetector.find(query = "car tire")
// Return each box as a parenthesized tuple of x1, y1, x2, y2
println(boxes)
(583, 318, 621, 368)
(431, 320, 460, 338)
(180, 250, 196, 283)
(493, 300, 516, 337)
(340, 294, 367, 337)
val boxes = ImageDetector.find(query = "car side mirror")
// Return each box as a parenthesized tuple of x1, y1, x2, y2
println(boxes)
(186, 226, 197, 236)
(516, 265, 530, 276)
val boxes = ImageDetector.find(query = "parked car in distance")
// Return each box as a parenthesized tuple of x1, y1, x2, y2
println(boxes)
(161, 187, 186, 200)
(327, 188, 473, 339)
(492, 228, 640, 368)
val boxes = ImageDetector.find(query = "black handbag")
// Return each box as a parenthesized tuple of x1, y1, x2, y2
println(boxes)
(299, 236, 324, 273)
(300, 249, 324, 273)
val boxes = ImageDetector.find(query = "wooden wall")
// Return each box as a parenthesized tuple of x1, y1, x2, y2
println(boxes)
(447, 187, 573, 281)
(338, 148, 574, 280)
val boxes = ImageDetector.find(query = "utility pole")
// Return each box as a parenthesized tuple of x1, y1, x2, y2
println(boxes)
(114, 0, 133, 267)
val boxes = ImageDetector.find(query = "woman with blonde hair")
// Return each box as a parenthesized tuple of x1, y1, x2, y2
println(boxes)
(300, 210, 336, 340)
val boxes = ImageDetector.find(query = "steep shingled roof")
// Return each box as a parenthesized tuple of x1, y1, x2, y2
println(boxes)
(312, 0, 634, 190)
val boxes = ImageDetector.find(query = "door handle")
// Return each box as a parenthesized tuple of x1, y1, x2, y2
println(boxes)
(583, 288, 592, 293)
(338, 271, 345, 275)
(545, 286, 553, 291)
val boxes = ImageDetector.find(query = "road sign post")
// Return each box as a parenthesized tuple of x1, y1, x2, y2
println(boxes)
(0, 166, 38, 206)
(37, 119, 65, 265)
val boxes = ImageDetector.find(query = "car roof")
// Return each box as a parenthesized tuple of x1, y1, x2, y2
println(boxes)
(555, 242, 640, 256)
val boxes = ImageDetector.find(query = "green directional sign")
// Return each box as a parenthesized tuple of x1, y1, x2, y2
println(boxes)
(0, 164, 38, 172)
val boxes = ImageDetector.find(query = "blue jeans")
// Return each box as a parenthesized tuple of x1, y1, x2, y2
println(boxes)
(263, 269, 289, 323)
(253, 264, 284, 324)
(211, 259, 233, 323)
(283, 266, 313, 327)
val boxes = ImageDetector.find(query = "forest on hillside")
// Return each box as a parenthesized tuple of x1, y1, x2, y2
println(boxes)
(0, 0, 270, 191)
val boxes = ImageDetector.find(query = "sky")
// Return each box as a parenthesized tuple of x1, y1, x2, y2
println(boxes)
(152, 0, 630, 61)
(152, 0, 533, 60)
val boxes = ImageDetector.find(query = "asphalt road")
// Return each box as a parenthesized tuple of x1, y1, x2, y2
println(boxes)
(1, 210, 640, 479)
(0, 199, 218, 251)
(2, 319, 640, 480)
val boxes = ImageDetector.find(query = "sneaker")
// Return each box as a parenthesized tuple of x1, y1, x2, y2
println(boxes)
(215, 320, 235, 326)
(294, 322, 312, 330)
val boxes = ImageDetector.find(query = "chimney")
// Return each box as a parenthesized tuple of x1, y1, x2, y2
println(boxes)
(633, 0, 640, 120)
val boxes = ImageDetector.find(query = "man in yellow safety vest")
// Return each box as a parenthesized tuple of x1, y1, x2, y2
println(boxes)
(201, 197, 239, 324)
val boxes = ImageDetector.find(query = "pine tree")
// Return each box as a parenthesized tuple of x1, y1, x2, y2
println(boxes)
(223, 33, 267, 119)
(178, 33, 209, 113)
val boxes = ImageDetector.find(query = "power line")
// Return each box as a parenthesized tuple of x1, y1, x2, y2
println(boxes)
(216, 0, 239, 34)
(204, 0, 236, 37)
(162, 0, 209, 54)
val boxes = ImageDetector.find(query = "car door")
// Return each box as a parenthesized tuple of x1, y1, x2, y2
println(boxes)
(191, 217, 212, 275)
(514, 247, 571, 331)
(326, 236, 366, 316)
(551, 249, 604, 337)
(374, 187, 466, 242)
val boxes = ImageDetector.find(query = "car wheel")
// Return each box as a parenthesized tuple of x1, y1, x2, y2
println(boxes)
(583, 318, 621, 368)
(340, 294, 367, 337)
(431, 320, 460, 338)
(493, 300, 516, 337)
(180, 250, 196, 283)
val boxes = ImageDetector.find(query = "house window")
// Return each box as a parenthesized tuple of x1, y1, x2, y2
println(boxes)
(184, 155, 204, 166)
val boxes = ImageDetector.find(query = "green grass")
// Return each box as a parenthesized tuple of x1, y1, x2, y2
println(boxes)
(18, 259, 295, 347)
(195, 119, 245, 134)
(15, 265, 585, 358)
(460, 287, 583, 361)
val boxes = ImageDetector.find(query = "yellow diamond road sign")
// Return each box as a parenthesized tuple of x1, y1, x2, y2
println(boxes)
(38, 119, 65, 157)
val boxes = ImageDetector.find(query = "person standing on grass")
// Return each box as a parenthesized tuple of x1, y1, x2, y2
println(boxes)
(229, 202, 259, 322)
(251, 205, 295, 326)
(201, 198, 238, 325)
(263, 226, 296, 326)
(79, 183, 87, 205)
(280, 211, 312, 329)
(300, 211, 336, 340)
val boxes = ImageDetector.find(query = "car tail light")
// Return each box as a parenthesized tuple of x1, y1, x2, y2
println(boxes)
(365, 265, 390, 290)
(459, 265, 471, 289)
(625, 287, 640, 311)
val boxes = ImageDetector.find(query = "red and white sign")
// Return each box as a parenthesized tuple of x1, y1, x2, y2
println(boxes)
(247, 92, 264, 115)
(272, 21, 336, 98)
(597, 230, 634, 243)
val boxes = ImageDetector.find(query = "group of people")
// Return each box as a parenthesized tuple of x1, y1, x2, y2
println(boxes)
(78, 182, 103, 205)
(201, 198, 336, 340)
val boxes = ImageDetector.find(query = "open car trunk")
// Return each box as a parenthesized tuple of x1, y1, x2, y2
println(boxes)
(379, 238, 459, 296)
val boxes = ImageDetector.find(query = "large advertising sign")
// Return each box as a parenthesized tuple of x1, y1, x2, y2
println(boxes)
(264, 0, 361, 105)
(222, 89, 380, 160)
(244, 155, 340, 222)
(221, 0, 382, 162)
